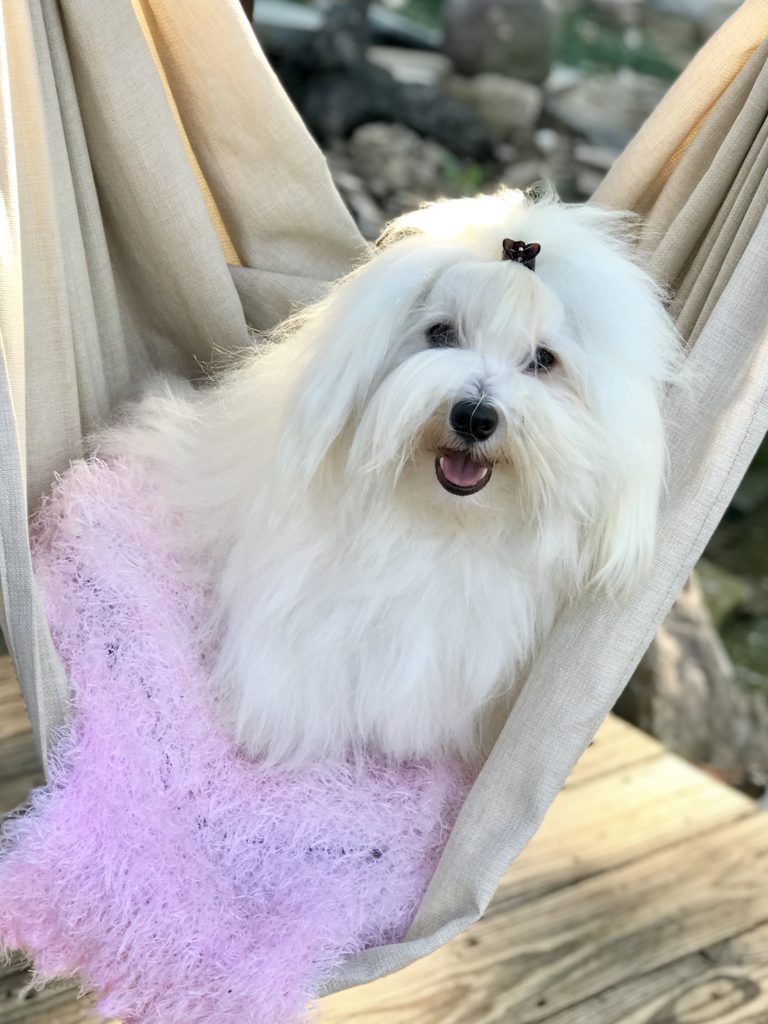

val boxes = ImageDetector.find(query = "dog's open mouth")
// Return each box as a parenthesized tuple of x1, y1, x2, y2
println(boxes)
(435, 450, 493, 496)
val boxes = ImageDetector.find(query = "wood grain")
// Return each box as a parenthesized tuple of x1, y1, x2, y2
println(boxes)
(0, 771, 44, 818)
(490, 750, 754, 911)
(1, 958, 97, 1024)
(1, 655, 766, 1024)
(0, 660, 34, 743)
(541, 922, 768, 1024)
(321, 813, 768, 1024)
(0, 662, 43, 805)
(565, 713, 664, 787)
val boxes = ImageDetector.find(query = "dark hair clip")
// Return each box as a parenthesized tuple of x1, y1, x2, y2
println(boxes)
(502, 238, 541, 271)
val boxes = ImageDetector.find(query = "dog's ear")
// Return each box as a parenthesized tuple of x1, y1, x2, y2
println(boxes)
(589, 416, 666, 596)
(579, 275, 677, 596)
(274, 246, 434, 495)
(530, 202, 681, 596)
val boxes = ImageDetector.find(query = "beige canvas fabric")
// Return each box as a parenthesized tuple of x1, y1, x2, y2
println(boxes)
(1, 0, 767, 999)
(329, 0, 768, 991)
(0, 0, 364, 757)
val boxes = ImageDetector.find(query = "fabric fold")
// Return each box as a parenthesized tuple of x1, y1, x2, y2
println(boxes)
(0, 0, 766, 1001)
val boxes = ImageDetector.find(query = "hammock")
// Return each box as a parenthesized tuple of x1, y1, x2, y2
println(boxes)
(1, 0, 767, 1008)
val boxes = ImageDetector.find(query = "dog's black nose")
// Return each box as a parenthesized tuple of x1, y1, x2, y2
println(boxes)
(449, 400, 498, 442)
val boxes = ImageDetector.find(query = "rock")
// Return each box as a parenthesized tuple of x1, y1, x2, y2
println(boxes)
(573, 142, 620, 172)
(573, 166, 605, 199)
(251, 0, 323, 58)
(576, 0, 739, 38)
(291, 63, 491, 158)
(398, 82, 493, 158)
(348, 122, 455, 202)
(311, 0, 373, 71)
(252, 0, 442, 59)
(346, 122, 492, 216)
(696, 558, 754, 629)
(496, 158, 551, 190)
(618, 574, 768, 791)
(544, 62, 583, 97)
(545, 68, 669, 149)
(545, 0, 738, 83)
(530, 129, 581, 200)
(572, 142, 620, 197)
(367, 46, 451, 87)
(444, 74, 543, 140)
(327, 157, 386, 240)
(442, 0, 558, 85)
(258, 1, 492, 159)
(367, 5, 442, 51)
(645, 0, 740, 35)
(534, 126, 565, 156)
(642, 7, 704, 73)
(585, 0, 639, 27)
(493, 141, 519, 163)
(723, 617, 768, 696)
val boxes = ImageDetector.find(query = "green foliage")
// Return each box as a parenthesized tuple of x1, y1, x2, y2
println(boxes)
(388, 0, 684, 80)
(390, 0, 445, 29)
(559, 10, 680, 80)
(441, 157, 486, 196)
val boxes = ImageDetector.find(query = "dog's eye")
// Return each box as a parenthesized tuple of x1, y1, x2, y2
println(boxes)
(426, 321, 459, 348)
(526, 346, 557, 373)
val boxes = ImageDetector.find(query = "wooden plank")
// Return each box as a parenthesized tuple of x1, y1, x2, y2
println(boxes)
(1, 966, 113, 1024)
(2, 654, 764, 1024)
(0, 731, 41, 785)
(321, 813, 768, 1024)
(540, 920, 768, 1023)
(490, 750, 755, 912)
(0, 659, 32, 743)
(1, 973, 99, 1024)
(565, 714, 664, 787)
(0, 659, 42, 785)
(0, 655, 17, 688)
(0, 771, 45, 817)
(0, 956, 87, 1024)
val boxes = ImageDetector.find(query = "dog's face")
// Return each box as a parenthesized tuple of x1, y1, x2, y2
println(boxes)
(348, 258, 599, 513)
(278, 189, 679, 594)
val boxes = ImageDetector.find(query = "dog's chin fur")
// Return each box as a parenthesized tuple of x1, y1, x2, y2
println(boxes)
(101, 188, 681, 766)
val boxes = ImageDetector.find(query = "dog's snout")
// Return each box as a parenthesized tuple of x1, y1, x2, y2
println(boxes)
(450, 400, 498, 442)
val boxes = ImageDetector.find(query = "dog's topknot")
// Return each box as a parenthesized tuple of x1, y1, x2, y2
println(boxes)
(501, 238, 541, 270)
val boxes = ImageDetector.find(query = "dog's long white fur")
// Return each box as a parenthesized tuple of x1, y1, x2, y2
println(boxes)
(103, 189, 680, 764)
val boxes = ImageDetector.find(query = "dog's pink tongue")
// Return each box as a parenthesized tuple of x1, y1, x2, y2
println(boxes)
(439, 452, 487, 488)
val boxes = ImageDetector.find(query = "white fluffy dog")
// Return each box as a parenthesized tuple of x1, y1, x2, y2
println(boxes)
(110, 189, 679, 765)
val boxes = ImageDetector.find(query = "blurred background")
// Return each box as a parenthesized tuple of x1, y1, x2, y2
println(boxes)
(243, 0, 738, 233)
(241, 0, 768, 802)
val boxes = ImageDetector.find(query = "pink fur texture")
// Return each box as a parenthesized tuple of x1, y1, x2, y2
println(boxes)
(0, 459, 470, 1023)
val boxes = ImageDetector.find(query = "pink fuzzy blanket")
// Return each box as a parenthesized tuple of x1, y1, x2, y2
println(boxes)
(0, 459, 470, 1023)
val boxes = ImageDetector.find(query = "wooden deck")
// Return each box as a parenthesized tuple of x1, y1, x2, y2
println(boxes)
(1, 657, 767, 1023)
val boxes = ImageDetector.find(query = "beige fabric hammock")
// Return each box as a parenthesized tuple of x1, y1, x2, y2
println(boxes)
(1, 0, 767, 996)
